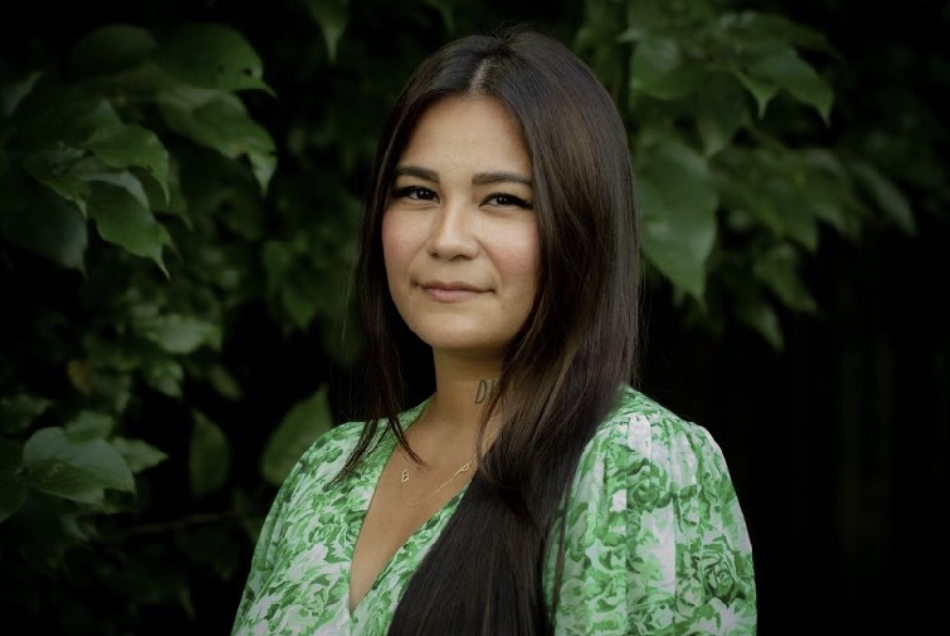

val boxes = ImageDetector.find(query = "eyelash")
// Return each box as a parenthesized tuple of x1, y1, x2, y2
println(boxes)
(490, 193, 532, 208)
(391, 186, 532, 209)
(393, 185, 436, 201)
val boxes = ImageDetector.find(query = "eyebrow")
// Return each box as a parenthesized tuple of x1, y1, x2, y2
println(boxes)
(393, 165, 532, 187)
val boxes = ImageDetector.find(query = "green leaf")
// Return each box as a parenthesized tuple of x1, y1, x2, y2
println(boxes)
(174, 148, 265, 240)
(421, 0, 456, 32)
(0, 68, 42, 117)
(10, 88, 122, 151)
(135, 313, 221, 355)
(0, 185, 88, 272)
(0, 392, 54, 433)
(0, 440, 26, 523)
(728, 67, 779, 118)
(262, 238, 324, 328)
(720, 149, 823, 250)
(112, 437, 168, 474)
(262, 238, 294, 297)
(695, 76, 746, 157)
(753, 245, 818, 314)
(81, 367, 133, 416)
(74, 158, 150, 209)
(23, 149, 92, 217)
(82, 124, 170, 204)
(769, 179, 819, 251)
(68, 24, 158, 78)
(206, 364, 244, 401)
(629, 36, 706, 101)
(64, 410, 115, 440)
(281, 277, 319, 329)
(23, 427, 135, 504)
(849, 159, 916, 235)
(261, 386, 334, 486)
(155, 23, 273, 93)
(189, 411, 231, 498)
(747, 47, 833, 123)
(142, 356, 185, 397)
(88, 181, 172, 275)
(300, 0, 350, 62)
(158, 88, 276, 194)
(798, 150, 862, 235)
(638, 140, 718, 300)
(83, 333, 141, 372)
(630, 37, 680, 93)
(144, 151, 189, 221)
(718, 11, 835, 55)
(620, 0, 664, 43)
(577, 0, 628, 91)
(734, 291, 784, 350)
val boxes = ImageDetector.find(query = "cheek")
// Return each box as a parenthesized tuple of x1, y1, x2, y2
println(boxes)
(381, 214, 408, 276)
(514, 228, 541, 280)
(499, 232, 541, 297)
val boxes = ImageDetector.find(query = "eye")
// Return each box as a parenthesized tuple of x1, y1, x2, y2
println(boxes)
(392, 185, 437, 201)
(486, 193, 532, 209)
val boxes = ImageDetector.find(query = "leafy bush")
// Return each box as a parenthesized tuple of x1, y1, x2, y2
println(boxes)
(0, 0, 918, 633)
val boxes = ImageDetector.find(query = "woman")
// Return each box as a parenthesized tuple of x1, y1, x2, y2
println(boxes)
(231, 25, 756, 636)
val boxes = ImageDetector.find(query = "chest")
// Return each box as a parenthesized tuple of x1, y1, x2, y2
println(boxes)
(348, 446, 471, 611)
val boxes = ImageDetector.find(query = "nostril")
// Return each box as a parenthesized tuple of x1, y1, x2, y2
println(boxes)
(427, 224, 478, 259)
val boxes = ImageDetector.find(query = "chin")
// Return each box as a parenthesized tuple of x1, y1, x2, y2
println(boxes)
(417, 333, 506, 358)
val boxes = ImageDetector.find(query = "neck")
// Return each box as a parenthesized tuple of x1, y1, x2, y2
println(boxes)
(414, 351, 502, 447)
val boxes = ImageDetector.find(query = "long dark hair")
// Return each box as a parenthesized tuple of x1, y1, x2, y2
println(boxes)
(341, 25, 639, 635)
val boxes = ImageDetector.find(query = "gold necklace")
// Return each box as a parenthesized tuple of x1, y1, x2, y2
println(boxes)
(399, 451, 477, 508)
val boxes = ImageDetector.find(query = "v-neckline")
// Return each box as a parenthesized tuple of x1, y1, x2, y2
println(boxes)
(347, 483, 467, 619)
(344, 400, 470, 620)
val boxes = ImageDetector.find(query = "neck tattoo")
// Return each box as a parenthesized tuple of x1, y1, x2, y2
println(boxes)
(474, 378, 498, 404)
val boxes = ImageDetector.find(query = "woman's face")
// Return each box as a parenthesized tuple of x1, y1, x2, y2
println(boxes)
(382, 95, 540, 363)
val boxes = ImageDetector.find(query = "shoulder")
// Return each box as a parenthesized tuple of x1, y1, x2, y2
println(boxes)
(284, 400, 429, 489)
(569, 385, 747, 533)
(552, 386, 756, 634)
(289, 419, 365, 480)
(266, 419, 365, 515)
(580, 385, 733, 490)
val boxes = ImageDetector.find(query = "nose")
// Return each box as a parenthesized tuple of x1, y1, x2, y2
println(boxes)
(426, 199, 479, 260)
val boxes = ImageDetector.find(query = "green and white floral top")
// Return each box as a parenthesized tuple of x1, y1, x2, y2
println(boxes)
(231, 386, 757, 635)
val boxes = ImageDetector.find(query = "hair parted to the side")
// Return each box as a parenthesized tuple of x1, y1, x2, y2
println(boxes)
(340, 24, 640, 635)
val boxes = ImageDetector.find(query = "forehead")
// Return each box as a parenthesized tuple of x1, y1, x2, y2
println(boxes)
(398, 95, 530, 174)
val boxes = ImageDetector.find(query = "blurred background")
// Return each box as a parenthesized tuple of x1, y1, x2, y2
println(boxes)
(1, 1, 947, 634)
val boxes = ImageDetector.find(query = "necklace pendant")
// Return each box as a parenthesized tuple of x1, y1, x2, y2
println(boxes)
(400, 468, 410, 484)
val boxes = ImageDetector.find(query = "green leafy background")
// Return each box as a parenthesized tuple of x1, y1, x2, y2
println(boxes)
(1, 0, 947, 634)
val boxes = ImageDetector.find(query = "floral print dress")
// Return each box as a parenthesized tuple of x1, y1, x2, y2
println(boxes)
(231, 386, 757, 635)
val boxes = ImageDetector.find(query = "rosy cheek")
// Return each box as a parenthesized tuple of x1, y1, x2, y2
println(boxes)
(382, 217, 419, 280)
(382, 235, 408, 266)
(501, 237, 540, 276)
(381, 215, 401, 256)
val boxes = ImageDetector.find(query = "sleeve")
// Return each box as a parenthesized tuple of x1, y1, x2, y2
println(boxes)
(549, 410, 757, 635)
(230, 449, 310, 633)
(230, 424, 356, 635)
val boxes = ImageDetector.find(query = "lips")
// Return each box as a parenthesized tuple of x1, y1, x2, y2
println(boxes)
(418, 280, 486, 302)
